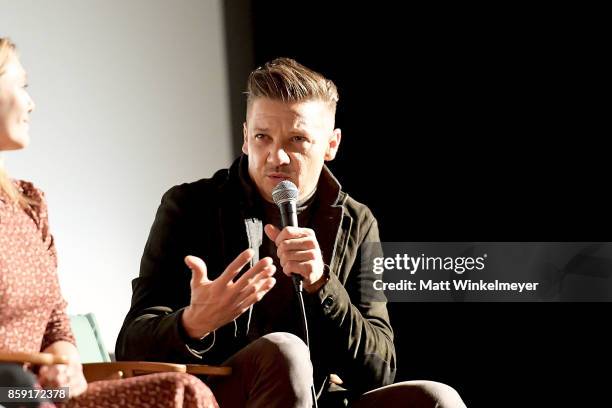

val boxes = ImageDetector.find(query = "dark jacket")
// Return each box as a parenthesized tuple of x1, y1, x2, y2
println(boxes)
(116, 155, 396, 397)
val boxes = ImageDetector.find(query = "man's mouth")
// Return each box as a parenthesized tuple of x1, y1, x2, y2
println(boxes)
(266, 173, 291, 181)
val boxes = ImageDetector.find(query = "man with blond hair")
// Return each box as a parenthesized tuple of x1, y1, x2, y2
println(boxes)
(117, 58, 465, 408)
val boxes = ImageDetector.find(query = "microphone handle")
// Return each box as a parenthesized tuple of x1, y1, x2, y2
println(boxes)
(279, 201, 303, 289)
(279, 201, 298, 229)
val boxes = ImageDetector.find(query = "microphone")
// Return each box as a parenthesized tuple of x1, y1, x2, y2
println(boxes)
(271, 180, 299, 228)
(271, 180, 302, 290)
(271, 180, 319, 408)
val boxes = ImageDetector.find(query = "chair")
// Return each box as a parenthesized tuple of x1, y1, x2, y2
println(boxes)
(70, 313, 110, 363)
(0, 313, 231, 382)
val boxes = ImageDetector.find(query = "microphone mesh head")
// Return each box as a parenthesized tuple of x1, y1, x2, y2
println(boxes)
(272, 180, 299, 205)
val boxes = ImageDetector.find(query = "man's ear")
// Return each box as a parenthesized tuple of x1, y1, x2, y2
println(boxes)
(324, 128, 342, 161)
(242, 122, 249, 155)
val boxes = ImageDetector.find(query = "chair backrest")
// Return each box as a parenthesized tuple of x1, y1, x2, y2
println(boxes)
(69, 313, 111, 363)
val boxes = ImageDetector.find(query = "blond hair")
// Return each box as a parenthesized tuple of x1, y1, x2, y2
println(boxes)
(246, 58, 339, 113)
(0, 37, 35, 208)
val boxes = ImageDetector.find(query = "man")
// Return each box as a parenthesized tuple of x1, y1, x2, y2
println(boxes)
(116, 58, 465, 408)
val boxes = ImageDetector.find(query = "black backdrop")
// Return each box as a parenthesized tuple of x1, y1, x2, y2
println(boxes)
(225, 2, 609, 406)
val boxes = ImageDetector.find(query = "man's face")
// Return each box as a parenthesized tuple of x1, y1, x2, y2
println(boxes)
(243, 98, 341, 203)
(0, 55, 35, 151)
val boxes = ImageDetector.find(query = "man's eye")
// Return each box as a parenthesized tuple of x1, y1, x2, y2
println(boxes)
(291, 136, 307, 142)
(23, 84, 29, 89)
(254, 134, 265, 139)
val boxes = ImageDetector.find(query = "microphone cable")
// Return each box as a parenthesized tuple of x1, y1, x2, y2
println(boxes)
(292, 275, 319, 408)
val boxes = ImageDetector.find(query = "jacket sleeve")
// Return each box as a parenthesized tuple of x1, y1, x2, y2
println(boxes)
(308, 213, 396, 395)
(115, 185, 212, 363)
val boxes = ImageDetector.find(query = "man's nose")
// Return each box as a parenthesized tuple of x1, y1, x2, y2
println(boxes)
(267, 146, 290, 166)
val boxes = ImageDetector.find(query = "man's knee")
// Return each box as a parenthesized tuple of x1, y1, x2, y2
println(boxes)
(254, 332, 312, 373)
(211, 333, 313, 407)
(355, 380, 466, 408)
(252, 332, 313, 400)
(414, 381, 465, 408)
(397, 380, 466, 408)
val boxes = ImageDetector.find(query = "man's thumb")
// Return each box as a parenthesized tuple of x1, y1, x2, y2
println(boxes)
(185, 255, 208, 283)
(264, 224, 281, 243)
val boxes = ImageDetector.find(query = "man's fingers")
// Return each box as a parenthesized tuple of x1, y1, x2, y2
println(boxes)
(280, 260, 312, 277)
(235, 265, 276, 298)
(273, 226, 312, 246)
(218, 248, 255, 285)
(233, 257, 275, 292)
(235, 277, 276, 311)
(185, 256, 208, 284)
(278, 249, 317, 263)
(278, 237, 317, 253)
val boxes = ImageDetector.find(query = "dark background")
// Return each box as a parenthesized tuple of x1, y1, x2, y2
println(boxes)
(225, 2, 608, 406)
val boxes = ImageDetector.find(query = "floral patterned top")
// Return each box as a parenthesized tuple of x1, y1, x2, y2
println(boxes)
(0, 180, 75, 353)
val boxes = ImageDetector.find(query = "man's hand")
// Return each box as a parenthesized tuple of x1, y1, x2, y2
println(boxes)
(264, 224, 328, 293)
(181, 249, 276, 339)
(38, 359, 88, 398)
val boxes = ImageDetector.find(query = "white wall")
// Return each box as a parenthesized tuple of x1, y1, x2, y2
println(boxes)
(1, 0, 234, 352)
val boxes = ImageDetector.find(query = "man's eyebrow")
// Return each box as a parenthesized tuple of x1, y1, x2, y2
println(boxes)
(254, 127, 269, 132)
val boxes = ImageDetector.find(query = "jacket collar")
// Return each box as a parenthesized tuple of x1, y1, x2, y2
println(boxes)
(222, 154, 350, 271)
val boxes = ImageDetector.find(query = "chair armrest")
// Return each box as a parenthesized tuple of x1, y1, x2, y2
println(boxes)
(83, 362, 231, 382)
(185, 364, 232, 376)
(1, 352, 232, 382)
(0, 351, 69, 366)
(82, 361, 186, 382)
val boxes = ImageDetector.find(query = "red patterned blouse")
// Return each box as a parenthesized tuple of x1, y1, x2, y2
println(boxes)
(0, 180, 75, 353)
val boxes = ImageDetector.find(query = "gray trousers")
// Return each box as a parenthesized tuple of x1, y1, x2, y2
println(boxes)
(207, 332, 466, 408)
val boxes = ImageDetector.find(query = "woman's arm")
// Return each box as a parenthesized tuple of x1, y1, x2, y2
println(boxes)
(42, 341, 80, 364)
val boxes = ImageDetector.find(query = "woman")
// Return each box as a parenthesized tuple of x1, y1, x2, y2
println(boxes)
(0, 37, 218, 408)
